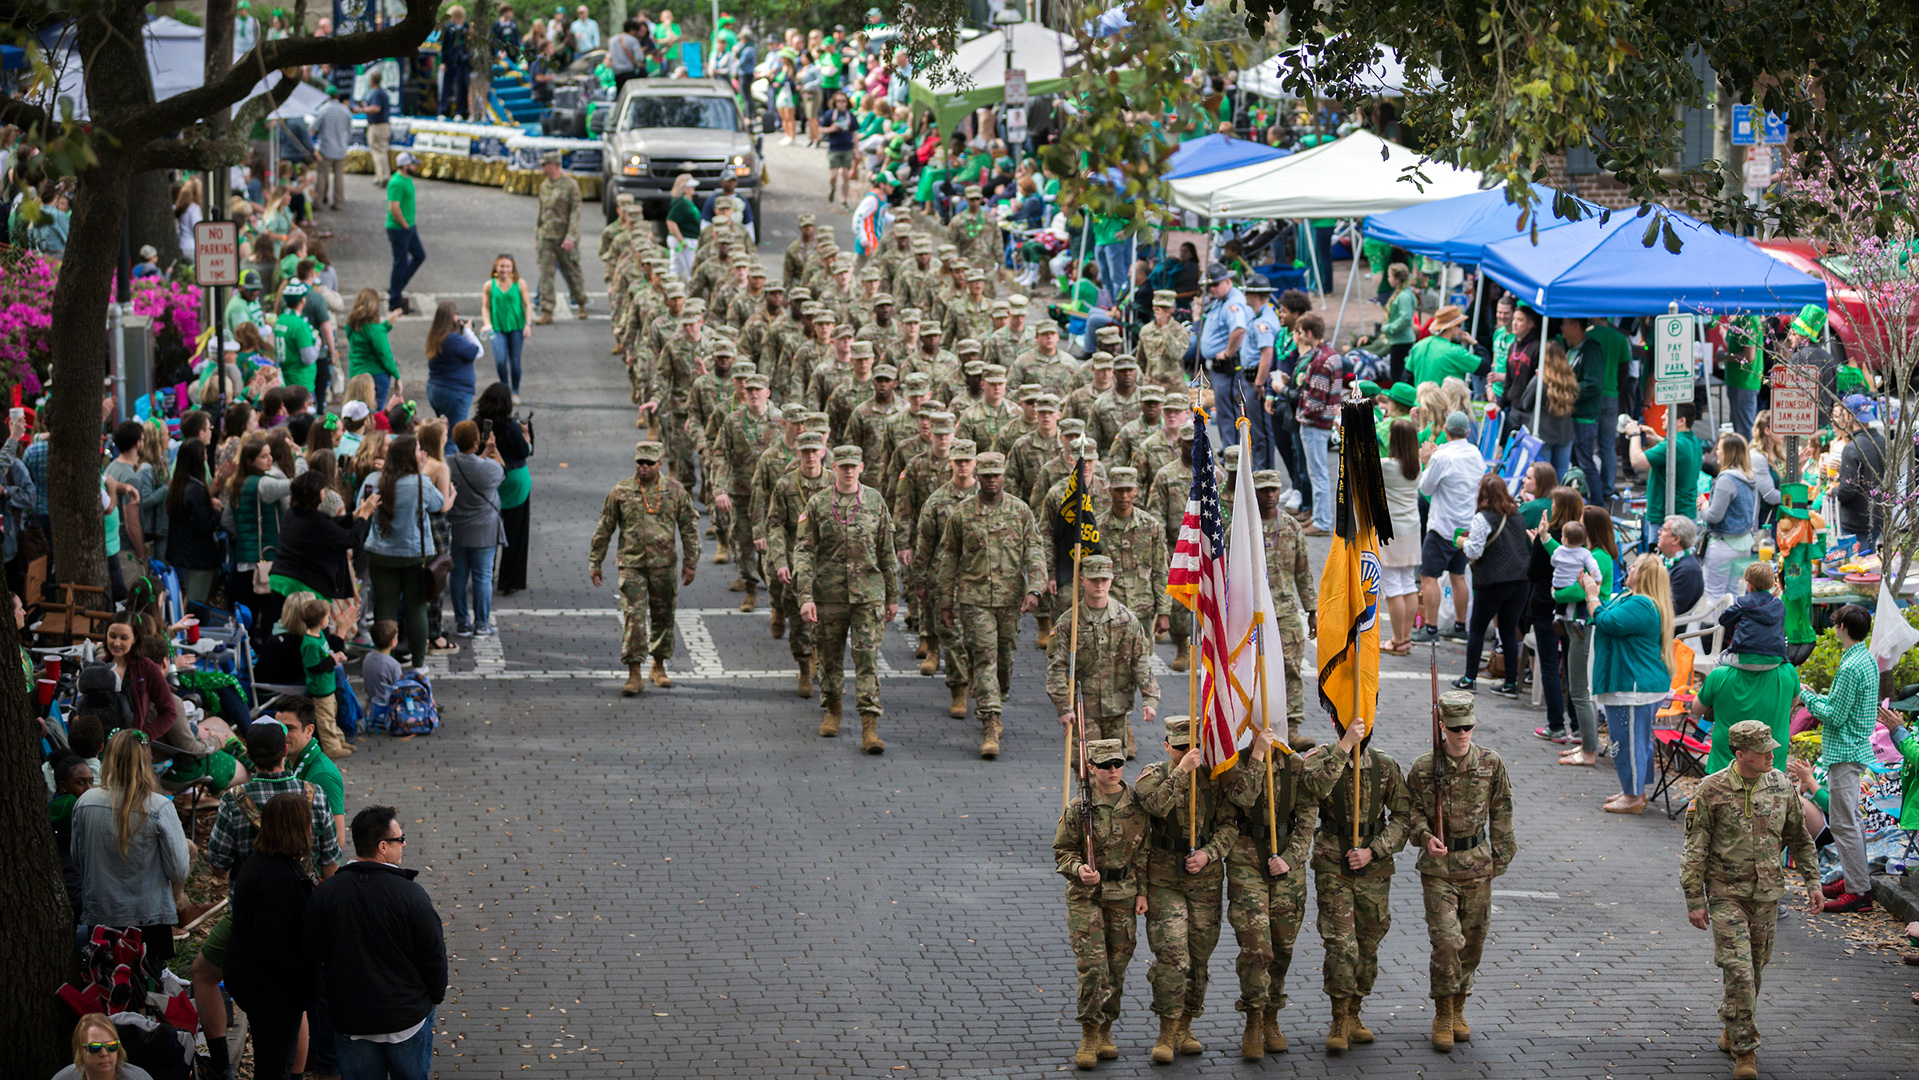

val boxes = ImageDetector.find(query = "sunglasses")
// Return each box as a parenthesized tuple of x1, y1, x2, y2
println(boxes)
(83, 1042, 121, 1054)
(1448, 725, 1475, 733)
(381, 834, 407, 846)
(1092, 760, 1125, 770)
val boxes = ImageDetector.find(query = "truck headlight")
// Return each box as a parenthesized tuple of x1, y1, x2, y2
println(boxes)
(731, 153, 754, 178)
(622, 153, 646, 176)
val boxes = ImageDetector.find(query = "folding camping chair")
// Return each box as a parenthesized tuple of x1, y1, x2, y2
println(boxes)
(1649, 640, 1709, 819)
(1871, 794, 1918, 868)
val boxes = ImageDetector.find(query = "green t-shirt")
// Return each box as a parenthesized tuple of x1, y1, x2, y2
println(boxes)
(301, 632, 337, 695)
(1520, 496, 1551, 529)
(1722, 315, 1765, 391)
(293, 736, 346, 822)
(819, 50, 841, 89)
(1585, 320, 1631, 397)
(385, 173, 416, 231)
(666, 196, 702, 241)
(224, 294, 265, 337)
(274, 311, 318, 391)
(1491, 327, 1515, 375)
(1699, 658, 1799, 774)
(1406, 334, 1479, 385)
(1644, 428, 1703, 521)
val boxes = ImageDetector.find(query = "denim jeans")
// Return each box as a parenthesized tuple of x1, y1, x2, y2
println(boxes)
(1571, 420, 1599, 501)
(386, 226, 427, 310)
(1095, 241, 1131, 313)
(1725, 387, 1758, 441)
(1542, 440, 1572, 478)
(372, 373, 392, 411)
(336, 1007, 434, 1080)
(425, 381, 472, 424)
(1301, 425, 1333, 531)
(1607, 702, 1657, 796)
(1595, 395, 1618, 505)
(492, 329, 525, 393)
(1080, 307, 1120, 353)
(450, 544, 496, 630)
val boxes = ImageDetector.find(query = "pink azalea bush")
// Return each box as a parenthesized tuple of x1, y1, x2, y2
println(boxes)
(130, 276, 204, 369)
(0, 250, 55, 396)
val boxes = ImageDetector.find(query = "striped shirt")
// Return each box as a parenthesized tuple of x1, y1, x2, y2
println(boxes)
(1802, 642, 1880, 767)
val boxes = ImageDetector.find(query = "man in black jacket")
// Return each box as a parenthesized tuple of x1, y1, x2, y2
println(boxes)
(1832, 396, 1887, 549)
(306, 805, 448, 1080)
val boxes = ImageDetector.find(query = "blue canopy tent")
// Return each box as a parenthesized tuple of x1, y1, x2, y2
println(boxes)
(1165, 133, 1289, 180)
(1362, 184, 1596, 265)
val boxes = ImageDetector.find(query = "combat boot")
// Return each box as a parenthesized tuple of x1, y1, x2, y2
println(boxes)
(914, 636, 929, 660)
(1174, 1017, 1200, 1055)
(919, 647, 939, 676)
(533, 309, 555, 325)
(1169, 642, 1190, 672)
(796, 657, 815, 698)
(714, 539, 731, 564)
(1151, 1016, 1178, 1064)
(1346, 998, 1375, 1043)
(949, 685, 968, 717)
(1733, 1051, 1758, 1079)
(620, 663, 644, 697)
(738, 583, 757, 612)
(1036, 616, 1054, 650)
(1429, 997, 1454, 1051)
(1719, 1026, 1731, 1053)
(979, 715, 1002, 758)
(819, 702, 842, 737)
(649, 659, 672, 687)
(1261, 1005, 1285, 1053)
(1240, 1011, 1264, 1060)
(1075, 1024, 1099, 1069)
(1095, 1021, 1117, 1059)
(1323, 998, 1349, 1053)
(860, 714, 885, 754)
(1449, 994, 1471, 1041)
(770, 607, 786, 638)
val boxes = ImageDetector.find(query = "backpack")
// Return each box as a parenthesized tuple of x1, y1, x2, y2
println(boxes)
(379, 670, 441, 735)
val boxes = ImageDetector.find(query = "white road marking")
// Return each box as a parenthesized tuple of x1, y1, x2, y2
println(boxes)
(1491, 889, 1561, 900)
(674, 609, 726, 677)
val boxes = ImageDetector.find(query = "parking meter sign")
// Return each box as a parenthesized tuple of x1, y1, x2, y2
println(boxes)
(1652, 313, 1696, 405)
(194, 221, 239, 287)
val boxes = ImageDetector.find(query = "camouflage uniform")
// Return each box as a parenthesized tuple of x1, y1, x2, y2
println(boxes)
(1150, 453, 1195, 655)
(1089, 384, 1145, 456)
(1053, 740, 1150, 1030)
(1135, 718, 1238, 1031)
(912, 465, 979, 696)
(1403, 695, 1516, 1041)
(762, 447, 831, 665)
(656, 326, 707, 486)
(1260, 492, 1315, 735)
(1004, 425, 1062, 516)
(933, 468, 1042, 755)
(1045, 560, 1158, 759)
(984, 320, 1033, 372)
(1137, 307, 1193, 389)
(710, 397, 781, 591)
(1680, 721, 1820, 1061)
(588, 463, 698, 665)
(855, 314, 908, 370)
(1011, 347, 1079, 399)
(782, 226, 814, 286)
(944, 289, 995, 346)
(840, 391, 904, 479)
(956, 396, 1024, 455)
(1101, 502, 1167, 641)
(535, 166, 587, 316)
(1312, 743, 1410, 1027)
(793, 463, 898, 724)
(1128, 427, 1178, 492)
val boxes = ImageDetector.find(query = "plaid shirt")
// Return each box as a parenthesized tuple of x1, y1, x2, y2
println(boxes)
(1802, 642, 1880, 767)
(23, 436, 47, 516)
(205, 769, 342, 872)
(1293, 345, 1344, 430)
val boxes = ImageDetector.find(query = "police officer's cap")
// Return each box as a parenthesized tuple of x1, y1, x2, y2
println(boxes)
(1244, 273, 1274, 295)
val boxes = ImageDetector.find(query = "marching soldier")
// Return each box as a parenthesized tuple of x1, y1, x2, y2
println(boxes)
(934, 450, 1043, 759)
(1089, 357, 1146, 455)
(588, 441, 699, 696)
(1135, 717, 1238, 1063)
(1680, 720, 1823, 1080)
(911, 439, 979, 706)
(956, 364, 1022, 453)
(794, 446, 899, 753)
(1253, 471, 1315, 738)
(1065, 353, 1117, 430)
(1107, 384, 1165, 473)
(751, 404, 809, 639)
(534, 150, 588, 322)
(1047, 554, 1158, 761)
(1100, 468, 1166, 707)
(985, 295, 1033, 372)
(783, 212, 817, 286)
(1404, 692, 1517, 1051)
(1137, 289, 1192, 389)
(1313, 724, 1412, 1052)
(1150, 427, 1196, 670)
(710, 371, 780, 613)
(1011, 319, 1075, 398)
(1054, 737, 1150, 1070)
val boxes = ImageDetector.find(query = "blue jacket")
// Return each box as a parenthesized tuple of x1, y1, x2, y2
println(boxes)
(426, 328, 481, 395)
(1592, 592, 1671, 695)
(359, 472, 447, 558)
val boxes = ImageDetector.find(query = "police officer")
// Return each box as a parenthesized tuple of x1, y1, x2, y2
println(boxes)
(1403, 691, 1517, 1051)
(794, 446, 899, 753)
(534, 150, 588, 322)
(1053, 737, 1149, 1069)
(1196, 264, 1248, 441)
(588, 441, 699, 695)
(1680, 720, 1824, 1080)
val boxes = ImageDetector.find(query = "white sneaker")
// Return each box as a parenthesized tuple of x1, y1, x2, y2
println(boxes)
(779, 135, 793, 145)
(1283, 489, 1303, 511)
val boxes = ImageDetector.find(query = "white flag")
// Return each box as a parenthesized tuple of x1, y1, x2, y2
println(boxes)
(1223, 427, 1289, 746)
(1871, 579, 1919, 673)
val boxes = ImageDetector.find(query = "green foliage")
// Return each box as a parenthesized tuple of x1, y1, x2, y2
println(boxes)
(1797, 628, 1845, 694)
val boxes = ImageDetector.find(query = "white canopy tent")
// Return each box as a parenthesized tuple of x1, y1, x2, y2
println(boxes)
(1237, 45, 1422, 100)
(1165, 129, 1485, 218)
(907, 22, 1075, 132)
(51, 15, 329, 122)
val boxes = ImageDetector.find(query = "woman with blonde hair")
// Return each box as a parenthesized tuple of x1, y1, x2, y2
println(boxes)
(1378, 262, 1418, 384)
(665, 173, 700, 279)
(56, 1014, 154, 1080)
(415, 419, 460, 653)
(70, 730, 191, 976)
(1700, 431, 1776, 600)
(1587, 553, 1676, 814)
(173, 176, 203, 262)
(1517, 338, 1579, 475)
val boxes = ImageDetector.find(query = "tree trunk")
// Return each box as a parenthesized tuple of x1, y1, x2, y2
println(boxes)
(469, 0, 493, 122)
(128, 169, 179, 266)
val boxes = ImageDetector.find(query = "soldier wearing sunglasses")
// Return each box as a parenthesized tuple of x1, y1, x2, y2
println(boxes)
(1052, 738, 1148, 1070)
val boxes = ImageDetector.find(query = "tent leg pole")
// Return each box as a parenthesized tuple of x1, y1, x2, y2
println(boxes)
(1330, 223, 1358, 347)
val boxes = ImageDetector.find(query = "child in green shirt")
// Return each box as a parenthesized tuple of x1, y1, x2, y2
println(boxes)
(299, 598, 352, 758)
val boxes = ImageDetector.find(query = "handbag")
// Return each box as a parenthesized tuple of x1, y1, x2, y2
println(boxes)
(419, 476, 452, 601)
(250, 485, 276, 593)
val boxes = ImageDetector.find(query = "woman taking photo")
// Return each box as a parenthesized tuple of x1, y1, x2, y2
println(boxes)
(1378, 418, 1423, 654)
(271, 469, 375, 615)
(664, 173, 701, 280)
(1526, 486, 1584, 743)
(345, 287, 402, 408)
(224, 791, 320, 1080)
(1456, 473, 1530, 696)
(416, 421, 461, 656)
(1699, 431, 1775, 601)
(475, 382, 533, 594)
(359, 434, 445, 666)
(479, 253, 530, 397)
(425, 301, 483, 421)
(164, 439, 224, 605)
(447, 420, 506, 635)
(70, 729, 191, 977)
(225, 434, 292, 619)
(1589, 553, 1676, 814)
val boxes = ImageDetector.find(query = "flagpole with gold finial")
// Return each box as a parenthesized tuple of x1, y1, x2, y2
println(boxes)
(1061, 539, 1084, 810)
(1188, 386, 1202, 853)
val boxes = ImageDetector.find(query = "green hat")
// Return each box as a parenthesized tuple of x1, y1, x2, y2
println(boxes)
(831, 445, 864, 467)
(1085, 738, 1124, 764)
(1079, 554, 1115, 579)
(1163, 716, 1192, 748)
(633, 441, 664, 463)
(1728, 719, 1780, 753)
(1437, 690, 1476, 729)
(1791, 304, 1827, 340)
(1387, 383, 1418, 410)
(1356, 380, 1383, 399)
(948, 438, 978, 461)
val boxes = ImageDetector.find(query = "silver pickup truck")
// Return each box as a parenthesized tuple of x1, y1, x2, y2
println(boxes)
(600, 77, 762, 223)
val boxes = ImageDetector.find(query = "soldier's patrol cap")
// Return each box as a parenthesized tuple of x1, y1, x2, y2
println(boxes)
(1074, 439, 1099, 459)
(812, 308, 837, 323)
(899, 306, 924, 323)
(1728, 719, 1779, 753)
(991, 299, 1011, 314)
(1035, 319, 1062, 335)
(798, 213, 817, 226)
(1096, 325, 1124, 345)
(1164, 715, 1193, 748)
(1109, 467, 1140, 489)
(540, 149, 563, 164)
(927, 412, 957, 434)
(937, 243, 958, 255)
(796, 431, 828, 450)
(957, 338, 984, 355)
(948, 438, 978, 461)
(1152, 289, 1177, 307)
(731, 361, 758, 377)
(1060, 418, 1088, 435)
(920, 323, 944, 337)
(1221, 446, 1241, 470)
(913, 236, 935, 252)
(874, 292, 895, 306)
(679, 312, 702, 324)
(975, 451, 1008, 474)
(633, 440, 664, 462)
(982, 364, 1009, 383)
(833, 325, 856, 340)
(1177, 426, 1195, 443)
(964, 183, 984, 198)
(730, 253, 752, 267)
(1079, 554, 1115, 579)
(664, 282, 687, 297)
(1252, 469, 1284, 491)
(962, 359, 986, 376)
(831, 445, 864, 466)
(873, 363, 898, 380)
(1086, 738, 1124, 765)
(781, 403, 809, 423)
(748, 263, 768, 278)
(1008, 293, 1030, 308)
(861, 265, 883, 281)
(922, 399, 947, 413)
(965, 267, 987, 282)
(1438, 690, 1477, 729)
(741, 373, 770, 390)
(789, 286, 813, 301)
(1035, 392, 1063, 411)
(804, 411, 832, 432)
(850, 340, 875, 358)
(1140, 384, 1166, 403)
(766, 280, 787, 292)
(684, 297, 708, 312)
(902, 371, 933, 392)
(709, 340, 737, 358)
(1114, 356, 1140, 373)
(1089, 352, 1115, 370)
(1017, 383, 1044, 401)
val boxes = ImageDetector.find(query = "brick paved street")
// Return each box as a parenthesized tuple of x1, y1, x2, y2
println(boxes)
(320, 146, 1919, 1079)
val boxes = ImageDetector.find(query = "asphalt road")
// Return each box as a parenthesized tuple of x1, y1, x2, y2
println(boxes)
(317, 144, 1919, 1079)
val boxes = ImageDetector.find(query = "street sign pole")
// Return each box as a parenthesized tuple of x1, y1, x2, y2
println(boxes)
(194, 219, 240, 413)
(1652, 309, 1696, 524)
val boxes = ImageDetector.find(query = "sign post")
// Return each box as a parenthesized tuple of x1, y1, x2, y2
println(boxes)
(1004, 68, 1028, 147)
(1652, 313, 1697, 522)
(194, 221, 240, 409)
(1004, 68, 1027, 107)
(1731, 103, 1757, 147)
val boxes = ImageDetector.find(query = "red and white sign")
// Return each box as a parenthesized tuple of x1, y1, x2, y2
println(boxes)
(193, 221, 240, 287)
(1771, 364, 1818, 437)
(1004, 68, 1027, 108)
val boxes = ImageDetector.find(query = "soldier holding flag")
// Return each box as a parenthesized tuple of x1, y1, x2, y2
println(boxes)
(1053, 737, 1149, 1070)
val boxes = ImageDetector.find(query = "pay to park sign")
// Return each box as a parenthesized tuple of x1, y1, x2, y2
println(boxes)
(1651, 313, 1696, 405)
(1771, 365, 1818, 436)
(193, 220, 239, 287)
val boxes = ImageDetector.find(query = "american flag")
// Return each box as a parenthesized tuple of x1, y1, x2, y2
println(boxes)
(1166, 414, 1239, 776)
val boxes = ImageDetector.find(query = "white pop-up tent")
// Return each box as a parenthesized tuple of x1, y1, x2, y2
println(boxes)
(1165, 129, 1484, 218)
(50, 15, 328, 121)
(1237, 45, 1422, 100)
